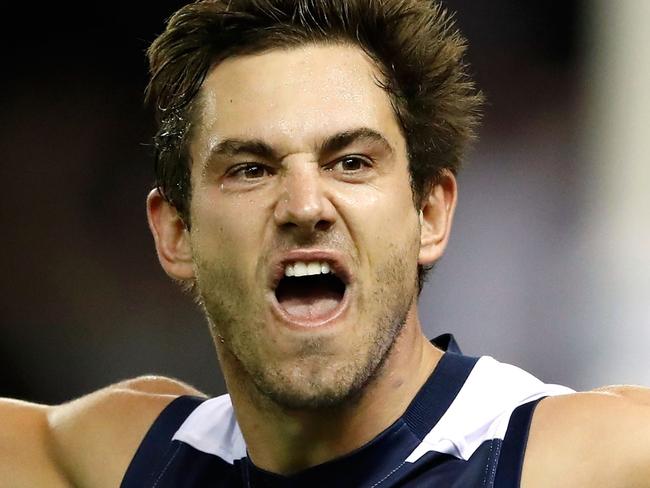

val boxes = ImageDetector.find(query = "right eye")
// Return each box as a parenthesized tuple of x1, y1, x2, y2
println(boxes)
(227, 163, 272, 180)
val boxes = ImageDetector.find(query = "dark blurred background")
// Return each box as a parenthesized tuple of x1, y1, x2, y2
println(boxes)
(2, 1, 648, 404)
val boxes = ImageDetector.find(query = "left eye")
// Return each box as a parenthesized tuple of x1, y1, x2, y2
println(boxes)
(327, 156, 370, 173)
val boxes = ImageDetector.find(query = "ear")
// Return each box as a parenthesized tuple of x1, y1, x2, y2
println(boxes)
(418, 170, 458, 266)
(146, 189, 195, 280)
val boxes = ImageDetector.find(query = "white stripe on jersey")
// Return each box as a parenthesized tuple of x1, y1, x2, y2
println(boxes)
(172, 394, 245, 464)
(171, 355, 574, 466)
(405, 356, 574, 463)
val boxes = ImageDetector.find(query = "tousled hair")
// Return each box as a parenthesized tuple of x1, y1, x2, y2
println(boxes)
(146, 0, 483, 289)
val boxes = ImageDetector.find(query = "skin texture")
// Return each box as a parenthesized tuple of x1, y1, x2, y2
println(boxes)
(191, 44, 426, 410)
(0, 43, 649, 487)
(149, 43, 452, 473)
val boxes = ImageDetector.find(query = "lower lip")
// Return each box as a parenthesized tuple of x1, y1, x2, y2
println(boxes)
(268, 288, 350, 330)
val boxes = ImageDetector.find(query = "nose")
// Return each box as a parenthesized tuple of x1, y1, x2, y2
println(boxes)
(273, 162, 336, 235)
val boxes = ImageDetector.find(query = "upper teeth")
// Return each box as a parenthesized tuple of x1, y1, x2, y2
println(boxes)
(285, 261, 332, 277)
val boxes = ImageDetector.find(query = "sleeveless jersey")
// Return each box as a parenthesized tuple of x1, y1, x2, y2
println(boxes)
(121, 334, 573, 487)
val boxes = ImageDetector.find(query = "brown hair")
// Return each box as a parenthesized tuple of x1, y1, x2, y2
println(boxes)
(146, 0, 483, 288)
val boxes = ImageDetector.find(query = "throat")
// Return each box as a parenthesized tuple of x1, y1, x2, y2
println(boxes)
(245, 407, 371, 476)
(278, 289, 340, 319)
(275, 274, 345, 320)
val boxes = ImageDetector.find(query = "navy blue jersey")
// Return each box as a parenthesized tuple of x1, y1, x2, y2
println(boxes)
(121, 335, 573, 487)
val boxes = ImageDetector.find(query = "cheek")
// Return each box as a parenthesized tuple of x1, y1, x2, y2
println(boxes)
(191, 187, 269, 245)
(336, 184, 419, 252)
(189, 204, 254, 275)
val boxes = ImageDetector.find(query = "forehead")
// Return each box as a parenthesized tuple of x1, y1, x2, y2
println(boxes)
(191, 43, 406, 159)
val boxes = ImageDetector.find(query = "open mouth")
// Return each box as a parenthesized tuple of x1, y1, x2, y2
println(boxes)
(274, 262, 347, 322)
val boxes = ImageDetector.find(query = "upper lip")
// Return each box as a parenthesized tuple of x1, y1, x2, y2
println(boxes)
(267, 249, 352, 291)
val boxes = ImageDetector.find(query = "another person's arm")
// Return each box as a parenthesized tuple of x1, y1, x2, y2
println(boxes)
(523, 386, 650, 487)
(0, 376, 204, 488)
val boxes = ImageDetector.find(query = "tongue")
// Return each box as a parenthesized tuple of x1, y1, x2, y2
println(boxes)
(278, 288, 341, 319)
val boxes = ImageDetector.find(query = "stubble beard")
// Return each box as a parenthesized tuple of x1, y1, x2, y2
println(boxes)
(195, 247, 418, 411)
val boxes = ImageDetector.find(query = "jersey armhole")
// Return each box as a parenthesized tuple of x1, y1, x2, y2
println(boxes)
(120, 395, 206, 487)
(493, 397, 545, 488)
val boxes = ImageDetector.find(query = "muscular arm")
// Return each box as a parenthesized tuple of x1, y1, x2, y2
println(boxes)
(0, 376, 205, 488)
(522, 386, 650, 487)
(0, 399, 69, 487)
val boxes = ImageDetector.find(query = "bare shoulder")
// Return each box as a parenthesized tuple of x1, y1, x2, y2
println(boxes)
(521, 385, 650, 488)
(0, 375, 206, 488)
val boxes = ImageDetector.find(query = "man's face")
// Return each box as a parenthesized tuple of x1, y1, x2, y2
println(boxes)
(188, 44, 422, 409)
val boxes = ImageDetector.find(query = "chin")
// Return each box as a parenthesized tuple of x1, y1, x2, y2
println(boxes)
(248, 345, 388, 410)
(256, 376, 363, 410)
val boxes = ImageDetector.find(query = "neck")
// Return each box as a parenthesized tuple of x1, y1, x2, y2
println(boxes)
(217, 309, 443, 475)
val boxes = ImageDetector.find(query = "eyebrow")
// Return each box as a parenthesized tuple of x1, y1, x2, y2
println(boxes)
(204, 127, 394, 167)
(206, 139, 278, 162)
(318, 128, 394, 157)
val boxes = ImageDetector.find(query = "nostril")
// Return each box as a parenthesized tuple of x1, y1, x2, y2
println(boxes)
(315, 220, 331, 232)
